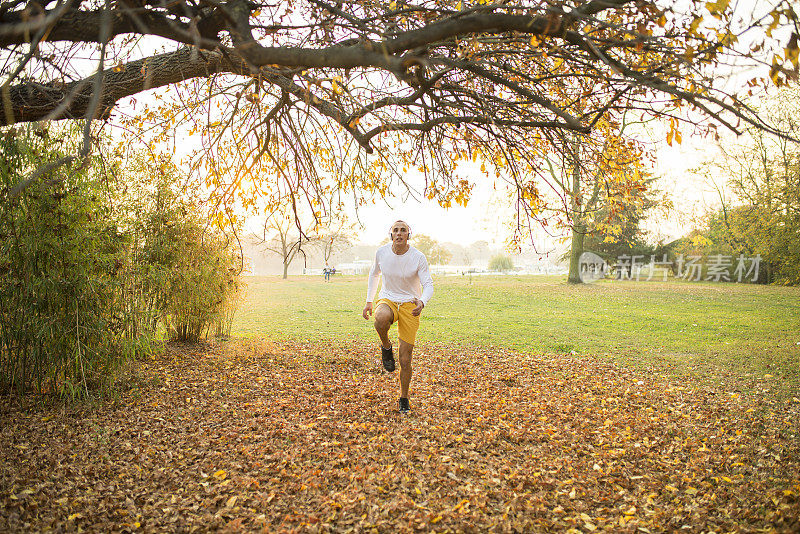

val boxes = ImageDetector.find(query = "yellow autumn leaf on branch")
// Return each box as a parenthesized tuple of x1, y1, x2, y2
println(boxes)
(767, 12, 781, 37)
(689, 16, 702, 35)
(705, 0, 730, 15)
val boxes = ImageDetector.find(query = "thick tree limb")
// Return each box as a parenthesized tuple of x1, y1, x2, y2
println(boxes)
(0, 4, 227, 48)
(1, 47, 245, 125)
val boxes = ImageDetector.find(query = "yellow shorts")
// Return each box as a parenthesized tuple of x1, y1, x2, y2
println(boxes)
(375, 298, 421, 345)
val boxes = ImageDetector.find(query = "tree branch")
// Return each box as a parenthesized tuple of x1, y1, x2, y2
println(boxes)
(0, 3, 225, 48)
(1, 47, 246, 125)
(362, 115, 581, 143)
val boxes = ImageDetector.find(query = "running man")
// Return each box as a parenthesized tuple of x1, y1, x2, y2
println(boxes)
(362, 220, 434, 414)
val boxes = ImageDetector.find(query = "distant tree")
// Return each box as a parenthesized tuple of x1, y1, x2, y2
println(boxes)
(414, 234, 452, 265)
(581, 177, 671, 264)
(469, 241, 491, 263)
(489, 255, 515, 272)
(317, 218, 356, 267)
(522, 119, 657, 284)
(681, 85, 800, 284)
(259, 205, 318, 279)
(459, 249, 474, 267)
(441, 242, 465, 265)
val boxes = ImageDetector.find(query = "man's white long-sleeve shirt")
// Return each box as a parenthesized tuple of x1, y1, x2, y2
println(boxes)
(366, 244, 434, 305)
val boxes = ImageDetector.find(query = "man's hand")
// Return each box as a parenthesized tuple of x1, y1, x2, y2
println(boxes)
(411, 298, 424, 317)
(362, 302, 373, 319)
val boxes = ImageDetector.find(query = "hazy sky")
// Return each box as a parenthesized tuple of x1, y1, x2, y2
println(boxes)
(346, 134, 727, 249)
(351, 162, 517, 247)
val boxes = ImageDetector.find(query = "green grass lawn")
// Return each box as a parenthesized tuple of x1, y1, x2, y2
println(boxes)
(232, 274, 800, 395)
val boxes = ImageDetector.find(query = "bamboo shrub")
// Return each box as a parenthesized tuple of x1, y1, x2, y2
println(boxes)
(116, 155, 245, 343)
(0, 129, 129, 398)
(0, 133, 246, 398)
(163, 221, 244, 343)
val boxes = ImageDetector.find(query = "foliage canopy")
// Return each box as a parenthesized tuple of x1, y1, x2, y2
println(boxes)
(2, 0, 798, 224)
(489, 254, 515, 271)
(414, 234, 453, 265)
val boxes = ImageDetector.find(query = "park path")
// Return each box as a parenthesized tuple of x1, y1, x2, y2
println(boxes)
(1, 339, 799, 532)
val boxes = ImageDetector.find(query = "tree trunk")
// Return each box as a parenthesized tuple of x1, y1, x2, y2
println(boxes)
(282, 262, 288, 279)
(567, 133, 585, 284)
(567, 224, 585, 284)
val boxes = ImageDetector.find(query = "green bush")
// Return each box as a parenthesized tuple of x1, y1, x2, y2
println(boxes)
(489, 255, 515, 272)
(162, 220, 244, 342)
(0, 131, 244, 398)
(0, 128, 131, 397)
(122, 157, 244, 343)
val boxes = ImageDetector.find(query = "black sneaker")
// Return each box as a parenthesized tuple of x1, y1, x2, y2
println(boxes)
(381, 346, 396, 372)
(399, 397, 411, 414)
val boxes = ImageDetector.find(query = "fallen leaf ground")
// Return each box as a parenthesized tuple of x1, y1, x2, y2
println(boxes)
(2, 340, 799, 533)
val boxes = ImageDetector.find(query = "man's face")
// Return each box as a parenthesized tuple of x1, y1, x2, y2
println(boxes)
(390, 221, 410, 244)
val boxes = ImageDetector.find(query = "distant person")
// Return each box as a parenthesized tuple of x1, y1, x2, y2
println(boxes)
(324, 265, 331, 282)
(362, 220, 433, 414)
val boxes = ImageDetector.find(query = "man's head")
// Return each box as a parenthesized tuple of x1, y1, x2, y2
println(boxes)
(389, 220, 411, 244)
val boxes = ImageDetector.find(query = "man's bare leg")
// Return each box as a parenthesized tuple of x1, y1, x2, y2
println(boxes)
(373, 304, 397, 372)
(373, 304, 394, 349)
(398, 340, 414, 399)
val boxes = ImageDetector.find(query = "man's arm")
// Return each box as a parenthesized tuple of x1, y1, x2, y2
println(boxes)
(418, 254, 434, 305)
(363, 251, 381, 319)
(412, 253, 434, 317)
